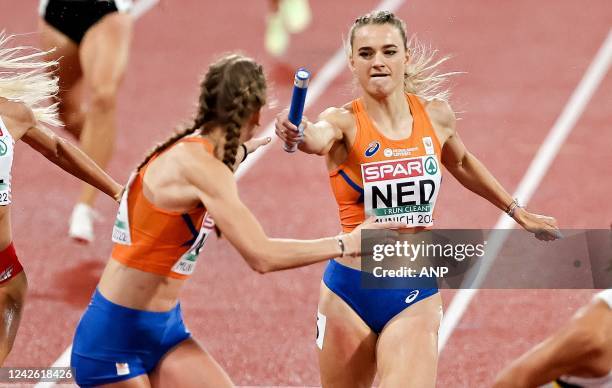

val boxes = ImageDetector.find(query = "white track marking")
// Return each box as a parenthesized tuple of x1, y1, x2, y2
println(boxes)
(438, 29, 612, 352)
(130, 0, 159, 19)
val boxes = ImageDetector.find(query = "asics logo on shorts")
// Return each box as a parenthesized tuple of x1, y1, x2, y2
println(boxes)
(364, 141, 380, 157)
(405, 290, 419, 304)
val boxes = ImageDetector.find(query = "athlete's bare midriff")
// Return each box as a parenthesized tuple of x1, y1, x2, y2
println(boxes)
(97, 258, 185, 312)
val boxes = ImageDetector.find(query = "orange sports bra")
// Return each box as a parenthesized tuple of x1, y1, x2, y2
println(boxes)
(111, 137, 215, 280)
(329, 94, 443, 232)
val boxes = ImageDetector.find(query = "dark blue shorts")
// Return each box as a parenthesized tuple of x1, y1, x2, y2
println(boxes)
(323, 259, 438, 333)
(71, 289, 191, 387)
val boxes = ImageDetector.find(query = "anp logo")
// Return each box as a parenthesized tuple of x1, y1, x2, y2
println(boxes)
(365, 141, 380, 157)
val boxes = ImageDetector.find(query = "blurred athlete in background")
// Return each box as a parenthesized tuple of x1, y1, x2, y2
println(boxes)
(39, 0, 133, 242)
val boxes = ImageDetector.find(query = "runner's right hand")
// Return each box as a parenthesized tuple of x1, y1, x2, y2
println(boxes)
(275, 108, 305, 148)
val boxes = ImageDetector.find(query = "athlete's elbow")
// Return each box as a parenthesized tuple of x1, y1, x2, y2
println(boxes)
(251, 260, 277, 274)
(244, 251, 275, 274)
(298, 142, 324, 156)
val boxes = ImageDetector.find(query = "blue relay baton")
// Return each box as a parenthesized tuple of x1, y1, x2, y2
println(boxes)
(283, 68, 310, 153)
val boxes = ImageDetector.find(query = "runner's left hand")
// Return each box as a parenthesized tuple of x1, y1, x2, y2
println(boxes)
(244, 136, 272, 154)
(514, 209, 562, 241)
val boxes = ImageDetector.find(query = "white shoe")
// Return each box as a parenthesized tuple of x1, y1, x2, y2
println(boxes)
(68, 203, 97, 243)
(265, 13, 289, 57)
(280, 0, 311, 34)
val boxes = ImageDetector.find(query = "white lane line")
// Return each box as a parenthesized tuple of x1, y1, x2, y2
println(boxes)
(438, 28, 612, 352)
(37, 0, 407, 387)
(130, 0, 160, 19)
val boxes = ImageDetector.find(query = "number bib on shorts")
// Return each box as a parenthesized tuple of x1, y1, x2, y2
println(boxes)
(361, 155, 441, 227)
(0, 118, 15, 206)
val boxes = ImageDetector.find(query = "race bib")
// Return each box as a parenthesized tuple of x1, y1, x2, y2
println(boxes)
(0, 119, 14, 206)
(171, 214, 215, 275)
(361, 156, 441, 227)
(111, 173, 137, 245)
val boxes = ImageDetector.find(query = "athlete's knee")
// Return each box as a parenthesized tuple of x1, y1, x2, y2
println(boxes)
(89, 85, 118, 112)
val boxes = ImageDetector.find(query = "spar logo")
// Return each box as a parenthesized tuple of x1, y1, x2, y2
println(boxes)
(363, 158, 424, 183)
(362, 157, 438, 210)
(364, 141, 380, 157)
(424, 157, 438, 175)
(0, 140, 7, 156)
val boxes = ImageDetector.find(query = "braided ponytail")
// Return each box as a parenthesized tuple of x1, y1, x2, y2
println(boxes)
(202, 55, 267, 170)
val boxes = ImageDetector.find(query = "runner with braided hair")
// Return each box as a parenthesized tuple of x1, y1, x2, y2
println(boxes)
(70, 53, 400, 387)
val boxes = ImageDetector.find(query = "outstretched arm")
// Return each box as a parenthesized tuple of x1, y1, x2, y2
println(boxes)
(21, 122, 123, 202)
(183, 146, 399, 273)
(431, 99, 560, 240)
(230, 136, 272, 172)
(275, 107, 344, 156)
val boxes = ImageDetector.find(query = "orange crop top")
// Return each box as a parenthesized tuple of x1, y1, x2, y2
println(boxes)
(329, 94, 443, 232)
(111, 137, 215, 279)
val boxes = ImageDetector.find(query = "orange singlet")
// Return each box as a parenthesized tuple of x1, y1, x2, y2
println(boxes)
(330, 94, 443, 232)
(111, 137, 215, 280)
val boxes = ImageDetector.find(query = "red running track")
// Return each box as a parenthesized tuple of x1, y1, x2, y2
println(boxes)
(0, 0, 610, 386)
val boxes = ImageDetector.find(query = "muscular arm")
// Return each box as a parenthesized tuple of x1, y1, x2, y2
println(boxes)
(0, 101, 121, 201)
(17, 110, 122, 202)
(431, 100, 514, 212)
(276, 107, 345, 156)
(431, 99, 558, 237)
(183, 148, 345, 273)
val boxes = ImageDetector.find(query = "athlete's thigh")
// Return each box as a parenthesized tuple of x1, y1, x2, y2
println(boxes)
(317, 282, 377, 388)
(149, 337, 233, 388)
(39, 19, 83, 97)
(79, 12, 133, 89)
(376, 293, 443, 388)
(0, 272, 27, 343)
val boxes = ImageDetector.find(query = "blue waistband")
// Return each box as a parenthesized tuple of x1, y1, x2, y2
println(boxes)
(325, 259, 439, 290)
(90, 288, 181, 323)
